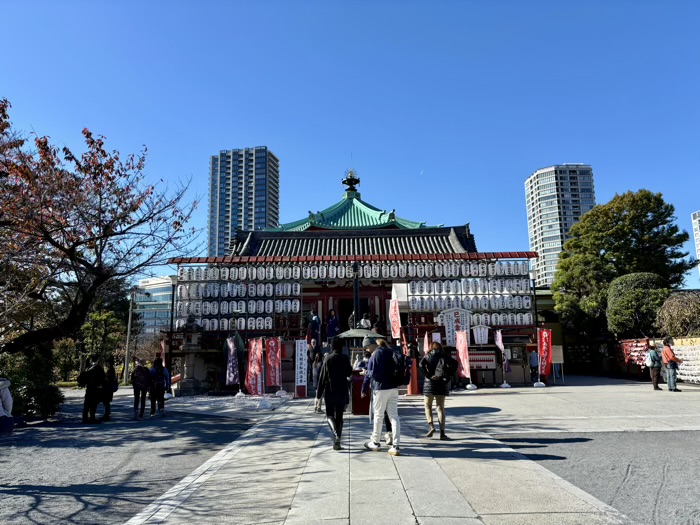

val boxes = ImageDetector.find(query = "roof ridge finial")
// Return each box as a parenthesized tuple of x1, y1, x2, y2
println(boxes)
(342, 168, 360, 192)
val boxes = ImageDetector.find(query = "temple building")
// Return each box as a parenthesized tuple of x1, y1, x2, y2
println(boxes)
(169, 172, 539, 388)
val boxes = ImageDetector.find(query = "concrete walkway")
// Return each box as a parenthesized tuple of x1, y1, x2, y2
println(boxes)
(122, 378, 659, 525)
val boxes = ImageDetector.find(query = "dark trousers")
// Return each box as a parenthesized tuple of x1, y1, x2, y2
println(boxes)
(530, 366, 539, 383)
(325, 400, 345, 438)
(134, 387, 147, 416)
(103, 392, 113, 417)
(82, 387, 101, 421)
(150, 385, 165, 414)
(650, 367, 662, 388)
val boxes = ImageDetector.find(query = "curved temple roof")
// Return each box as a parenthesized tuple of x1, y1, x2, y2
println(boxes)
(268, 189, 440, 232)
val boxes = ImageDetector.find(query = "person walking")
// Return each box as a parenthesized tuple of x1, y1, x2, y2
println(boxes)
(0, 377, 14, 434)
(312, 353, 324, 413)
(102, 357, 118, 422)
(79, 355, 106, 424)
(647, 345, 663, 390)
(316, 338, 353, 450)
(662, 337, 683, 392)
(420, 342, 453, 440)
(131, 359, 150, 420)
(361, 338, 401, 456)
(149, 357, 168, 416)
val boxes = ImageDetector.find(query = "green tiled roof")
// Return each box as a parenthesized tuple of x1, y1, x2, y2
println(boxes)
(269, 190, 438, 232)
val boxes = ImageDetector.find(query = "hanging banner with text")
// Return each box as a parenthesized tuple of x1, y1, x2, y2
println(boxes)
(456, 330, 471, 379)
(442, 308, 471, 347)
(265, 337, 281, 387)
(295, 339, 308, 398)
(225, 337, 239, 385)
(245, 338, 263, 395)
(538, 328, 553, 378)
(423, 331, 430, 356)
(389, 299, 401, 339)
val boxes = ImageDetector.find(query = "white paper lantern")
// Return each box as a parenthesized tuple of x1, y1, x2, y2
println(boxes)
(337, 265, 346, 279)
(283, 283, 292, 296)
(275, 300, 283, 313)
(265, 317, 273, 329)
(292, 266, 301, 280)
(265, 300, 273, 314)
(248, 300, 256, 314)
(399, 263, 407, 278)
(220, 318, 228, 331)
(238, 300, 246, 314)
(237, 318, 245, 330)
(247, 317, 255, 330)
(248, 283, 256, 297)
(221, 302, 229, 315)
(435, 264, 444, 278)
(256, 300, 264, 314)
(202, 302, 210, 315)
(201, 318, 210, 331)
(275, 266, 284, 280)
(238, 267, 247, 280)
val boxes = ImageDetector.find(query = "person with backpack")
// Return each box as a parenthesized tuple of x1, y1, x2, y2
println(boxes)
(420, 342, 455, 440)
(646, 345, 663, 391)
(361, 338, 402, 456)
(149, 357, 168, 417)
(316, 337, 353, 450)
(131, 359, 151, 420)
(102, 357, 118, 422)
(79, 355, 106, 424)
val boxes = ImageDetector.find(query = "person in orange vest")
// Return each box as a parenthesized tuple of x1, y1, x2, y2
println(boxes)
(661, 337, 683, 392)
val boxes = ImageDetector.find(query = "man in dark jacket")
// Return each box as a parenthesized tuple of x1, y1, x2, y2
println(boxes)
(361, 339, 401, 456)
(102, 357, 118, 422)
(131, 359, 151, 420)
(80, 355, 106, 424)
(420, 342, 452, 439)
(316, 338, 353, 450)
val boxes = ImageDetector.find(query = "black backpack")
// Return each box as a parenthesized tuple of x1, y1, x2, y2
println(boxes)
(433, 355, 457, 381)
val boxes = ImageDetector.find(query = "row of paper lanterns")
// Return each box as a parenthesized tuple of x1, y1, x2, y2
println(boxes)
(409, 278, 531, 296)
(177, 260, 531, 282)
(177, 299, 301, 316)
(177, 282, 303, 300)
(409, 294, 532, 312)
(175, 317, 273, 332)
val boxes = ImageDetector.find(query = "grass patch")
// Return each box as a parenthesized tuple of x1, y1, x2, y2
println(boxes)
(56, 381, 79, 388)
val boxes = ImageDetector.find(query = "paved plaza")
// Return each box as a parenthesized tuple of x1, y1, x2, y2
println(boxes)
(3, 377, 700, 525)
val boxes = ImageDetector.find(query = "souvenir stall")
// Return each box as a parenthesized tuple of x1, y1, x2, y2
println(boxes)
(168, 174, 538, 393)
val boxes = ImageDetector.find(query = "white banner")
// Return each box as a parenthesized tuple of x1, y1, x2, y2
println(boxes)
(295, 339, 308, 387)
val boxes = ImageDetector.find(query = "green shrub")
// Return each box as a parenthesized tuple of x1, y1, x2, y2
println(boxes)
(607, 273, 669, 338)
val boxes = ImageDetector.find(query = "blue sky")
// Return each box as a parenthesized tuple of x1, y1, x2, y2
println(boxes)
(3, 0, 699, 287)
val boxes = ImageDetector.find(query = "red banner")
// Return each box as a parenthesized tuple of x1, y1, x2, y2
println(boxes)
(265, 337, 281, 387)
(245, 338, 263, 395)
(389, 299, 401, 339)
(538, 329, 553, 378)
(456, 330, 471, 379)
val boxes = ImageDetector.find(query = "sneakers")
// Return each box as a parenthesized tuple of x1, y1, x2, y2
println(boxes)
(384, 432, 393, 446)
(426, 426, 435, 438)
(333, 440, 342, 451)
(364, 441, 381, 451)
(159, 409, 165, 417)
(388, 446, 400, 456)
(440, 433, 450, 441)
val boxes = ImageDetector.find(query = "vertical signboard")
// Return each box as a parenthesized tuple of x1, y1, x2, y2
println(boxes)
(225, 337, 239, 385)
(246, 338, 263, 395)
(442, 308, 471, 347)
(295, 339, 308, 398)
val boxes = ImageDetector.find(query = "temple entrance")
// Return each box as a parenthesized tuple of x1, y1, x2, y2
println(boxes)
(337, 297, 369, 331)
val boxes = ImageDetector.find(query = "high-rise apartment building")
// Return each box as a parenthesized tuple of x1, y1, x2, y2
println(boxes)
(525, 164, 596, 287)
(692, 210, 700, 276)
(208, 146, 280, 257)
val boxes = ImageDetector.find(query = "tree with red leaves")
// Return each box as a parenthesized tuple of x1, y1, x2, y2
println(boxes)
(0, 98, 199, 356)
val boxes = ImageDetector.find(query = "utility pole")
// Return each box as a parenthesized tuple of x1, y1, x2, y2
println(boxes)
(124, 290, 136, 383)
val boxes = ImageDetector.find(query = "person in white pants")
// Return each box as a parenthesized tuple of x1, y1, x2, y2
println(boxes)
(361, 339, 400, 456)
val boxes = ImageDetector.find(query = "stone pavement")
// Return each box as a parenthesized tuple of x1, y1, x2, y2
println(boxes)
(117, 376, 693, 525)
